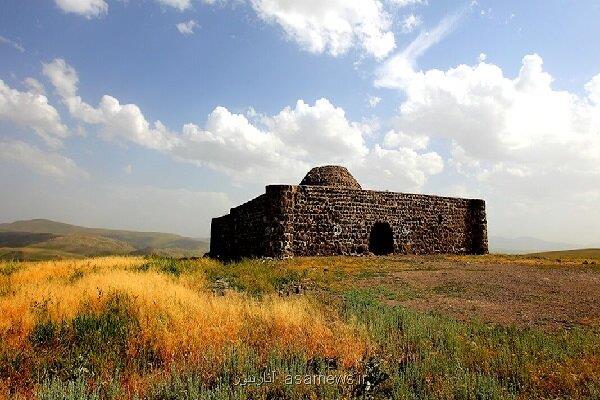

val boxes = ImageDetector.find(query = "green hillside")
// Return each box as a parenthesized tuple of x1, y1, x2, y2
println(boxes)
(30, 234, 135, 256)
(0, 219, 209, 260)
(0, 231, 58, 247)
(0, 247, 81, 261)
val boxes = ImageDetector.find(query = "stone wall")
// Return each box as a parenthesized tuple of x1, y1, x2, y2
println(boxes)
(209, 194, 269, 259)
(275, 185, 487, 257)
(209, 184, 488, 260)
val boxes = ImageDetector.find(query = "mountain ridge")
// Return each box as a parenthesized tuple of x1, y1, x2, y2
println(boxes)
(0, 219, 209, 260)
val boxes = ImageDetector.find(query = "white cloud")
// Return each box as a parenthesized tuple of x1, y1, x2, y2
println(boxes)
(173, 98, 442, 190)
(95, 95, 176, 149)
(42, 58, 78, 99)
(175, 108, 300, 183)
(368, 95, 382, 108)
(388, 0, 428, 6)
(378, 47, 600, 242)
(50, 0, 394, 58)
(375, 10, 466, 88)
(0, 140, 88, 180)
(264, 98, 370, 163)
(54, 0, 108, 18)
(250, 0, 396, 58)
(386, 53, 600, 165)
(0, 35, 25, 53)
(176, 19, 199, 34)
(173, 98, 373, 184)
(54, 0, 195, 17)
(372, 6, 600, 243)
(43, 59, 174, 150)
(43, 59, 103, 124)
(0, 79, 68, 147)
(156, 0, 192, 11)
(586, 73, 600, 104)
(357, 145, 443, 191)
(43, 58, 442, 190)
(23, 78, 46, 97)
(401, 14, 422, 33)
(382, 129, 428, 150)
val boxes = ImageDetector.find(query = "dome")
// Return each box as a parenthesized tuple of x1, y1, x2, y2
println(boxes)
(299, 165, 361, 189)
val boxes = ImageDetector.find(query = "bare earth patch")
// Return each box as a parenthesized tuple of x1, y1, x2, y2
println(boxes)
(360, 255, 600, 330)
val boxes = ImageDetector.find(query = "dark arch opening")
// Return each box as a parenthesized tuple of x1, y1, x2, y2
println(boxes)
(369, 222, 394, 255)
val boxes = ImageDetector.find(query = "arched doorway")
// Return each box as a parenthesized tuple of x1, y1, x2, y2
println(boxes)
(369, 222, 394, 255)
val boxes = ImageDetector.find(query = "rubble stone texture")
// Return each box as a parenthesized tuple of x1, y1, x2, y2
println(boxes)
(210, 166, 488, 260)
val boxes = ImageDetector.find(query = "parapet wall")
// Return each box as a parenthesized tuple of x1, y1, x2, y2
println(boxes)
(209, 184, 488, 260)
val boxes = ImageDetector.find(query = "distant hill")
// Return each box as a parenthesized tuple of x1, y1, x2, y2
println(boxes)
(527, 248, 600, 260)
(489, 236, 578, 254)
(0, 219, 209, 261)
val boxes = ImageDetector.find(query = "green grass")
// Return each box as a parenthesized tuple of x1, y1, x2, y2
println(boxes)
(31, 285, 600, 399)
(343, 289, 600, 399)
(3, 256, 600, 399)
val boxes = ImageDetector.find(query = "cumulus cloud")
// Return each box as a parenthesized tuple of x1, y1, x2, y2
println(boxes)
(382, 129, 429, 150)
(377, 36, 600, 242)
(250, 0, 396, 58)
(23, 78, 46, 97)
(42, 58, 442, 190)
(51, 0, 399, 58)
(173, 107, 296, 182)
(371, 6, 600, 242)
(43, 59, 175, 150)
(382, 53, 600, 170)
(54, 0, 108, 18)
(0, 140, 88, 180)
(176, 19, 199, 34)
(264, 98, 370, 162)
(401, 14, 422, 33)
(0, 79, 68, 147)
(358, 145, 442, 191)
(174, 99, 443, 189)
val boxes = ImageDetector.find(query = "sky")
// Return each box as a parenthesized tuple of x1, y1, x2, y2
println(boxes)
(0, 0, 599, 245)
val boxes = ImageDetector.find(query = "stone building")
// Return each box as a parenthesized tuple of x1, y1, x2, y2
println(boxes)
(210, 166, 488, 260)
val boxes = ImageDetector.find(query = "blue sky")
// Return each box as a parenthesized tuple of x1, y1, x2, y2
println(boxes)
(1, 0, 599, 245)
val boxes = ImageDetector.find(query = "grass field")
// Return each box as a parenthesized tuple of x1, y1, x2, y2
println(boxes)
(0, 255, 599, 399)
(527, 248, 600, 259)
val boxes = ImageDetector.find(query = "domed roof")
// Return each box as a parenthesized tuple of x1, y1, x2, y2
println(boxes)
(300, 165, 361, 189)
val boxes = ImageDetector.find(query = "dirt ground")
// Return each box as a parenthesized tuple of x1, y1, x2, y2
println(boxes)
(345, 255, 600, 331)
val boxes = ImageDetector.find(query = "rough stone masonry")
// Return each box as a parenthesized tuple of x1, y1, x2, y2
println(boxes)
(210, 166, 488, 260)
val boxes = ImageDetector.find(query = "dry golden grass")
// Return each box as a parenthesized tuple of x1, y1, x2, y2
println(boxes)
(0, 257, 367, 372)
(1, 255, 599, 399)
